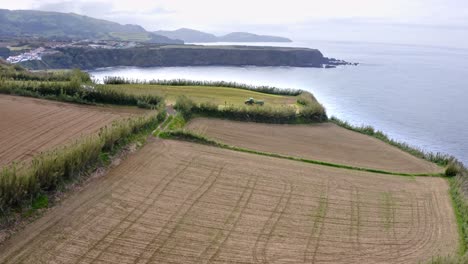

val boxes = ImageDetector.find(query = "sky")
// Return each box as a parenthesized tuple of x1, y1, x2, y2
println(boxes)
(2, 0, 468, 47)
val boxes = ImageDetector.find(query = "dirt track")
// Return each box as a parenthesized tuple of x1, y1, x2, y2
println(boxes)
(187, 118, 442, 174)
(0, 95, 145, 167)
(0, 139, 457, 263)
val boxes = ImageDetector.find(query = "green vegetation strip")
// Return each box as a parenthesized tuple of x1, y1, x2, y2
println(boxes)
(159, 130, 443, 177)
(449, 164, 468, 256)
(0, 63, 163, 109)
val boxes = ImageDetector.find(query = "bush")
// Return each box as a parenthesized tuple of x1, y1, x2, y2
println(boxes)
(174, 95, 195, 118)
(446, 162, 461, 177)
(299, 104, 328, 122)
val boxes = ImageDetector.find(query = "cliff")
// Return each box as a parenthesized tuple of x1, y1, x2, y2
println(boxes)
(20, 45, 346, 70)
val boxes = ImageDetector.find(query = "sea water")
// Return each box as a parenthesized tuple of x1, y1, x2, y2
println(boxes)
(90, 40, 468, 165)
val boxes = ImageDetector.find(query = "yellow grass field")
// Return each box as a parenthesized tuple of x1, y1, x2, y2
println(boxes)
(102, 84, 300, 107)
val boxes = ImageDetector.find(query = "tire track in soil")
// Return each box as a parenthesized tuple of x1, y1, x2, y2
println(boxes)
(304, 179, 330, 264)
(1, 139, 170, 264)
(0, 140, 458, 264)
(193, 175, 256, 262)
(133, 164, 226, 264)
(202, 176, 259, 264)
(252, 181, 292, 264)
(349, 187, 361, 251)
(8, 111, 107, 162)
(73, 156, 198, 264)
(0, 108, 84, 161)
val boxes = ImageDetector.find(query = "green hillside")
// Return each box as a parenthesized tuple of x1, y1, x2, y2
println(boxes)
(0, 9, 182, 44)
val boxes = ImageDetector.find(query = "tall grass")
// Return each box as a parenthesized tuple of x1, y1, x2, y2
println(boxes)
(0, 111, 165, 220)
(175, 95, 327, 124)
(449, 161, 468, 256)
(0, 80, 163, 109)
(0, 62, 91, 82)
(102, 76, 303, 96)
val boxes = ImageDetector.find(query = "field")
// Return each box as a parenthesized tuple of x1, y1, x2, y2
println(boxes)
(102, 84, 299, 107)
(0, 139, 457, 263)
(187, 118, 443, 174)
(0, 94, 146, 167)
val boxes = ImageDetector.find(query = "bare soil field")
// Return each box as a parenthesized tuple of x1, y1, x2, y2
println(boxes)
(0, 95, 146, 167)
(187, 118, 442, 174)
(0, 139, 457, 264)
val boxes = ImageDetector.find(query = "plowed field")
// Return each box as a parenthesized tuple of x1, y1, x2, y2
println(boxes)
(187, 118, 442, 174)
(0, 139, 457, 264)
(0, 95, 145, 167)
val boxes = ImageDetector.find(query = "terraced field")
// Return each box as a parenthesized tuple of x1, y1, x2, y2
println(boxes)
(187, 118, 443, 174)
(0, 139, 457, 264)
(0, 94, 145, 167)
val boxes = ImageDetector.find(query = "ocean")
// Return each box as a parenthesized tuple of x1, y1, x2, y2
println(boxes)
(90, 40, 468, 165)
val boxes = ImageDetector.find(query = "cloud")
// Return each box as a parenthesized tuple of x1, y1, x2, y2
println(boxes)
(36, 0, 112, 18)
(3, 0, 468, 47)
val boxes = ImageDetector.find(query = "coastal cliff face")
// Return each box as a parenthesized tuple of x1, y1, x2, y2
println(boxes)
(21, 45, 334, 70)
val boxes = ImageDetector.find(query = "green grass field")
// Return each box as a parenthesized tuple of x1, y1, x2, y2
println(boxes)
(101, 84, 301, 108)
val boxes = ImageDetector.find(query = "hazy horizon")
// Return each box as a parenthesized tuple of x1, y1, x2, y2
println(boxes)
(2, 0, 468, 48)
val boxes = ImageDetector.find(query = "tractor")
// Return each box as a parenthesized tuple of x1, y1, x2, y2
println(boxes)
(244, 97, 264, 106)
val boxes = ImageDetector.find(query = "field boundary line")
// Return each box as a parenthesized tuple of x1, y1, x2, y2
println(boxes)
(160, 130, 445, 177)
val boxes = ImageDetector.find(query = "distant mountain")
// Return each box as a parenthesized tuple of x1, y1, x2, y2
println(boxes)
(154, 28, 292, 43)
(0, 9, 182, 44)
(218, 32, 291, 42)
(154, 28, 218, 43)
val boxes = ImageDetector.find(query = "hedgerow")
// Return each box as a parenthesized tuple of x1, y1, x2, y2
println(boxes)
(102, 77, 303, 96)
(175, 95, 327, 124)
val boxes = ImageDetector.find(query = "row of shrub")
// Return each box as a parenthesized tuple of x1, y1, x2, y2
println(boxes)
(0, 80, 163, 109)
(102, 76, 303, 96)
(448, 160, 468, 257)
(175, 96, 327, 124)
(0, 110, 166, 219)
(0, 62, 91, 82)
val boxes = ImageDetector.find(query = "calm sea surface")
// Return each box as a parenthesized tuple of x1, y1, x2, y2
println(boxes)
(90, 40, 468, 165)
